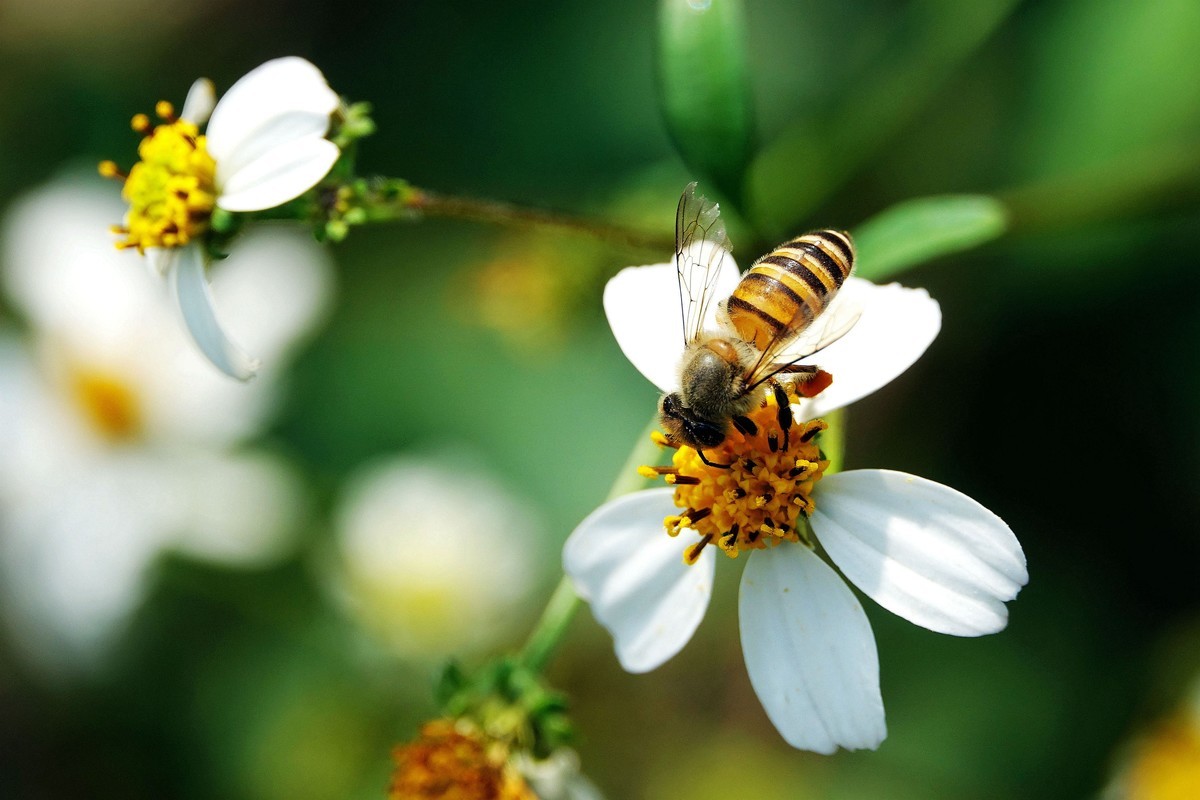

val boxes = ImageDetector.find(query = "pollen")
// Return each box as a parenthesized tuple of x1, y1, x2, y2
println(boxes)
(644, 389, 828, 564)
(103, 102, 217, 253)
(389, 720, 536, 800)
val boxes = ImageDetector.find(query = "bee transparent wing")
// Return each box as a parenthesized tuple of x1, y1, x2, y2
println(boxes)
(675, 182, 733, 346)
(745, 284, 864, 391)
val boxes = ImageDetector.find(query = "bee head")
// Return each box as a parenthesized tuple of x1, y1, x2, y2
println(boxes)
(658, 392, 727, 450)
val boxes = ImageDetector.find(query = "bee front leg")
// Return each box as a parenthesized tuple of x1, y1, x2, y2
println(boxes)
(697, 449, 732, 469)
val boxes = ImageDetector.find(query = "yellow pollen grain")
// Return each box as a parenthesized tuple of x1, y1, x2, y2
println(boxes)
(637, 465, 659, 479)
(644, 391, 829, 562)
(109, 108, 217, 253)
(155, 100, 175, 120)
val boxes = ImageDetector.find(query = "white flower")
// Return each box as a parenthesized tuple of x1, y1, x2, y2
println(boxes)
(562, 255, 1027, 753)
(328, 454, 543, 660)
(109, 56, 340, 380)
(0, 175, 333, 679)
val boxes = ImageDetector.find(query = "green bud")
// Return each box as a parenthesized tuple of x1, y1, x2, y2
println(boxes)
(209, 207, 236, 234)
(658, 0, 755, 202)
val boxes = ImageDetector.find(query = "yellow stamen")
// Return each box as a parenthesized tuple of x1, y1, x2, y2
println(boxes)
(107, 102, 217, 253)
(97, 160, 124, 180)
(650, 430, 675, 448)
(644, 391, 829, 563)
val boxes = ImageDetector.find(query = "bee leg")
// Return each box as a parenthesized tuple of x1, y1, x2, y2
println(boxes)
(731, 415, 758, 436)
(698, 449, 732, 469)
(771, 380, 793, 450)
(782, 366, 833, 399)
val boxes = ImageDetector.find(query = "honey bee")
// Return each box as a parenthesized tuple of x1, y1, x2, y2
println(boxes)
(658, 183, 861, 465)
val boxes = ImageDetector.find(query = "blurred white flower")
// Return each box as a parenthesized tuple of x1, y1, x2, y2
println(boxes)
(329, 455, 542, 661)
(515, 749, 605, 800)
(0, 175, 334, 680)
(104, 56, 340, 379)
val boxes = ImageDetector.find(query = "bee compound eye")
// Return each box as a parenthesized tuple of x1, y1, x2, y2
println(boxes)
(660, 392, 683, 418)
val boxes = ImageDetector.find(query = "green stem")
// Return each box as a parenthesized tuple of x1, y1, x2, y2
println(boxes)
(350, 180, 672, 252)
(518, 577, 582, 675)
(518, 416, 662, 673)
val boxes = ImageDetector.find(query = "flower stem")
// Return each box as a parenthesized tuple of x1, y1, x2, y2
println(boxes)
(518, 416, 662, 673)
(338, 178, 672, 252)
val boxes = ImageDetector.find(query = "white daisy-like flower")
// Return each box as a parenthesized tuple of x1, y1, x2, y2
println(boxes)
(563, 256, 1028, 753)
(102, 56, 340, 380)
(0, 176, 333, 679)
(328, 454, 542, 661)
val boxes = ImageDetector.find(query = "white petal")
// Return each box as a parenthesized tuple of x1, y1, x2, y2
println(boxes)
(739, 545, 886, 753)
(205, 57, 338, 166)
(563, 488, 714, 673)
(206, 227, 335, 363)
(180, 78, 216, 125)
(603, 253, 739, 393)
(0, 452, 176, 680)
(168, 244, 260, 381)
(164, 450, 302, 566)
(789, 279, 941, 420)
(214, 111, 336, 187)
(216, 137, 340, 212)
(145, 247, 175, 276)
(812, 470, 1028, 637)
(1, 177, 150, 331)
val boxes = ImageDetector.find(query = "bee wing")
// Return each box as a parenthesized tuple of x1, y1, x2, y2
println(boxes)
(745, 282, 864, 391)
(675, 182, 734, 346)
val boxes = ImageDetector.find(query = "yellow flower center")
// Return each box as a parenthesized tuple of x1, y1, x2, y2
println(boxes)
(71, 369, 142, 441)
(100, 101, 217, 253)
(1124, 714, 1200, 800)
(390, 720, 536, 800)
(641, 389, 828, 564)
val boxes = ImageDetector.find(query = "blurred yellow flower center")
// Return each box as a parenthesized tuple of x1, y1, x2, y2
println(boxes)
(100, 101, 216, 253)
(389, 720, 536, 800)
(641, 390, 828, 564)
(71, 369, 142, 441)
(1124, 714, 1200, 800)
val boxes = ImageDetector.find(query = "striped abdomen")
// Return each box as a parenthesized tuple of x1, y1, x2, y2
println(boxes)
(726, 230, 855, 351)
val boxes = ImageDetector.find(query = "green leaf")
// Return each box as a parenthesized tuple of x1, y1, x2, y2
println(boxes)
(657, 0, 754, 202)
(745, 0, 1020, 236)
(852, 195, 1008, 281)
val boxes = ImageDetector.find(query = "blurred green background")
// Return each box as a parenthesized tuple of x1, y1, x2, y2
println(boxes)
(1, 0, 1199, 798)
